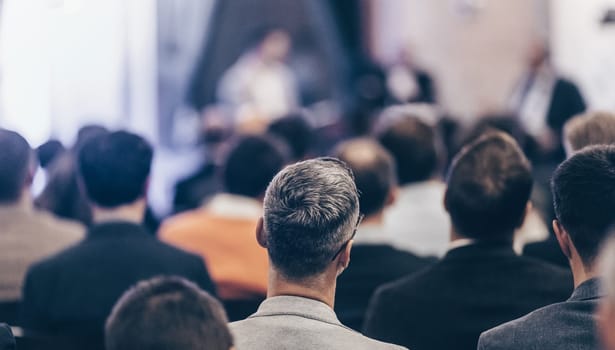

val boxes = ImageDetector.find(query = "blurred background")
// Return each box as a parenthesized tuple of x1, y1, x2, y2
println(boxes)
(0, 0, 614, 218)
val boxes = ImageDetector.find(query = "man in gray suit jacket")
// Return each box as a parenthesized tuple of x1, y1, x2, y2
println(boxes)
(478, 145, 615, 350)
(230, 158, 406, 350)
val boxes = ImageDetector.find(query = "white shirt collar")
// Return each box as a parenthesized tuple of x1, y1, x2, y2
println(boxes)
(448, 238, 476, 251)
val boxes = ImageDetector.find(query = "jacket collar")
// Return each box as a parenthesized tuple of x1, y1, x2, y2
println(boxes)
(443, 241, 516, 261)
(250, 296, 342, 327)
(86, 221, 150, 240)
(569, 278, 603, 302)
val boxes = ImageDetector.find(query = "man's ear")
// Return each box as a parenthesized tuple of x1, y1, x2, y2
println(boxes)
(553, 219, 572, 260)
(385, 187, 398, 208)
(337, 240, 353, 275)
(255, 217, 268, 248)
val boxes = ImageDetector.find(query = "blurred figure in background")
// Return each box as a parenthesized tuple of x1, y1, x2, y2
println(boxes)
(106, 276, 233, 350)
(509, 40, 586, 160)
(160, 135, 288, 303)
(217, 29, 298, 127)
(375, 110, 450, 257)
(333, 138, 434, 331)
(36, 125, 108, 226)
(36, 140, 65, 170)
(0, 129, 83, 324)
(266, 112, 314, 162)
(479, 145, 615, 350)
(386, 48, 436, 104)
(20, 131, 216, 345)
(364, 132, 572, 350)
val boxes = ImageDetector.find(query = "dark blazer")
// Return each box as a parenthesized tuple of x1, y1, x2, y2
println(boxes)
(335, 244, 434, 330)
(523, 237, 569, 268)
(478, 278, 603, 350)
(363, 242, 573, 350)
(20, 221, 216, 341)
(0, 324, 15, 350)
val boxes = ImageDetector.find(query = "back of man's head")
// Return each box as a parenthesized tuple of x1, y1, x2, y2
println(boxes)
(0, 129, 34, 203)
(223, 135, 288, 199)
(564, 111, 615, 156)
(105, 276, 233, 350)
(375, 113, 438, 185)
(78, 131, 153, 208)
(267, 114, 314, 161)
(552, 145, 615, 266)
(263, 158, 360, 280)
(333, 138, 396, 217)
(445, 132, 533, 241)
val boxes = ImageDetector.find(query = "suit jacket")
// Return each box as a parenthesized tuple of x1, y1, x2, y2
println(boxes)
(523, 237, 569, 268)
(230, 296, 407, 350)
(20, 221, 216, 341)
(546, 78, 586, 132)
(335, 243, 434, 330)
(478, 278, 602, 350)
(0, 324, 15, 350)
(363, 242, 573, 350)
(0, 203, 84, 301)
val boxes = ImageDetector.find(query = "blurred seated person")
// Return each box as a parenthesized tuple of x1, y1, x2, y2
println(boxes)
(36, 125, 108, 226)
(0, 129, 83, 309)
(230, 158, 406, 350)
(266, 112, 314, 161)
(36, 140, 65, 170)
(478, 145, 615, 350)
(217, 28, 298, 125)
(173, 107, 232, 213)
(375, 109, 450, 257)
(524, 111, 615, 268)
(333, 139, 434, 331)
(386, 47, 436, 104)
(106, 276, 233, 350)
(509, 40, 586, 160)
(363, 132, 572, 350)
(160, 135, 288, 300)
(0, 324, 15, 350)
(20, 131, 216, 342)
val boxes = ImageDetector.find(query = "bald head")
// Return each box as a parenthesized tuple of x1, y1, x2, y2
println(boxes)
(0, 129, 34, 203)
(334, 138, 396, 217)
(564, 111, 615, 156)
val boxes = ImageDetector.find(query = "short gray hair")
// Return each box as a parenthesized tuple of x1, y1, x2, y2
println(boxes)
(263, 157, 360, 280)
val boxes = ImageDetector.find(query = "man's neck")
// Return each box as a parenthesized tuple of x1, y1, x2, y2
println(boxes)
(267, 268, 337, 309)
(92, 200, 145, 224)
(570, 257, 599, 289)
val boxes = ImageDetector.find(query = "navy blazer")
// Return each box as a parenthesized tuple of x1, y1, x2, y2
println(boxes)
(20, 221, 216, 341)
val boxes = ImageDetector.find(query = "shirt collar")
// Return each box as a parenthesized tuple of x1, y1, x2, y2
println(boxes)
(204, 193, 262, 219)
(353, 223, 393, 245)
(569, 278, 604, 302)
(448, 238, 476, 251)
(250, 296, 341, 326)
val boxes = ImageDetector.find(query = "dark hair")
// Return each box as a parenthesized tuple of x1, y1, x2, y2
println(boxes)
(0, 129, 33, 203)
(444, 132, 533, 240)
(37, 140, 65, 169)
(223, 135, 288, 198)
(552, 145, 615, 265)
(267, 114, 314, 161)
(264, 158, 360, 279)
(74, 124, 108, 152)
(78, 131, 153, 208)
(334, 139, 396, 217)
(105, 276, 233, 350)
(376, 115, 438, 184)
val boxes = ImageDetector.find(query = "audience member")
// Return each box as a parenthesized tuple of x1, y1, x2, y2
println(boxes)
(597, 231, 615, 350)
(160, 135, 288, 300)
(478, 145, 615, 349)
(0, 129, 83, 307)
(524, 111, 615, 267)
(333, 139, 434, 330)
(36, 140, 65, 170)
(266, 113, 314, 161)
(0, 324, 15, 350)
(375, 110, 450, 256)
(106, 276, 233, 350)
(35, 124, 109, 226)
(363, 132, 572, 350)
(230, 158, 406, 349)
(20, 131, 216, 343)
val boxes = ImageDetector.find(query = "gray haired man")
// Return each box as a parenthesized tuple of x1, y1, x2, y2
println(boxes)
(230, 158, 407, 350)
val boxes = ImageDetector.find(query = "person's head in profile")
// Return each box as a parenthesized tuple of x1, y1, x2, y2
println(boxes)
(105, 276, 233, 350)
(444, 131, 533, 243)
